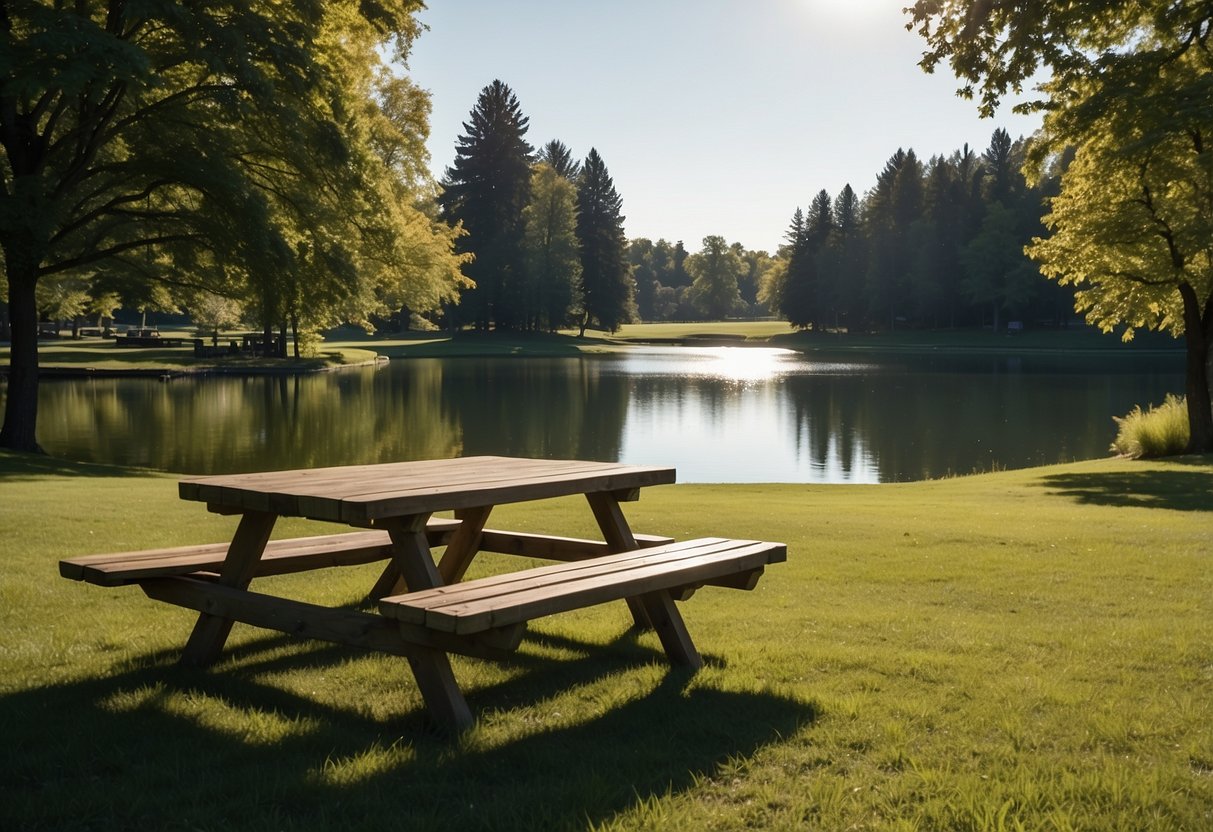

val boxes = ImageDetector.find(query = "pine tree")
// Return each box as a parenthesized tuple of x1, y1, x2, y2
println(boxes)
(575, 149, 631, 334)
(539, 140, 582, 181)
(780, 207, 816, 329)
(439, 80, 534, 330)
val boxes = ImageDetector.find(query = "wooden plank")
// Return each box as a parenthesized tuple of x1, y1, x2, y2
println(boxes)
(637, 590, 702, 668)
(179, 457, 676, 522)
(180, 511, 276, 667)
(437, 506, 493, 583)
(382, 538, 736, 612)
(59, 521, 463, 587)
(140, 577, 522, 661)
(585, 490, 651, 628)
(475, 529, 674, 561)
(379, 539, 784, 633)
(414, 542, 783, 635)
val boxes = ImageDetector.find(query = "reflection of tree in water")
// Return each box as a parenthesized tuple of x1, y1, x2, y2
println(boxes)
(46, 362, 463, 473)
(34, 352, 1182, 480)
(441, 358, 628, 462)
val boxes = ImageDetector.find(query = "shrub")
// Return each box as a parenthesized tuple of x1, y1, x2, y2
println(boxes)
(1111, 394, 1190, 458)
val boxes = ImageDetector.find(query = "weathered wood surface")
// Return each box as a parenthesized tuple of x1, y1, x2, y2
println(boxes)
(379, 538, 787, 635)
(178, 457, 676, 523)
(140, 577, 523, 660)
(59, 522, 461, 586)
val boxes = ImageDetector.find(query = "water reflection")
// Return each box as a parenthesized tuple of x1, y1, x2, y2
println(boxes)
(18, 349, 1183, 482)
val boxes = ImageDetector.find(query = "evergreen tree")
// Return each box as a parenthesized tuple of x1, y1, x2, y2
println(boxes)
(439, 80, 534, 330)
(539, 140, 582, 181)
(780, 207, 816, 329)
(575, 149, 631, 334)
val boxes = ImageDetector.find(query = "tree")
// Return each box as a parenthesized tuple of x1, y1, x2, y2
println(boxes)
(779, 207, 817, 329)
(0, 0, 466, 452)
(961, 202, 1038, 331)
(439, 80, 534, 330)
(521, 163, 580, 331)
(907, 0, 1213, 451)
(539, 140, 582, 181)
(575, 148, 631, 334)
(685, 235, 743, 319)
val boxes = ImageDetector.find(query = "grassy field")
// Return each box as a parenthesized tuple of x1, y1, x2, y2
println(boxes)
(2, 452, 1211, 830)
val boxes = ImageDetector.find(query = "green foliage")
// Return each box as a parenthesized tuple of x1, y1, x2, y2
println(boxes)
(521, 163, 581, 330)
(685, 235, 744, 319)
(1111, 394, 1192, 459)
(0, 0, 468, 449)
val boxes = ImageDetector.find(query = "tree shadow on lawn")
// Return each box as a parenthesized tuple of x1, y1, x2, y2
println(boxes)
(1038, 462, 1213, 512)
(4, 630, 815, 831)
(0, 450, 153, 480)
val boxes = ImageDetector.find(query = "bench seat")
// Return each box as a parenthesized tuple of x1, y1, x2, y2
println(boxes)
(59, 522, 676, 587)
(378, 537, 786, 635)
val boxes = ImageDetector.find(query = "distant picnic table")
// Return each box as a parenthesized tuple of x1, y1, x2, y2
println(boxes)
(61, 457, 786, 731)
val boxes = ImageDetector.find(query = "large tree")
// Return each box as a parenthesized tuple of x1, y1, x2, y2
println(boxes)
(907, 0, 1213, 451)
(0, 0, 465, 452)
(521, 162, 580, 331)
(439, 80, 534, 330)
(575, 148, 630, 334)
(685, 235, 743, 319)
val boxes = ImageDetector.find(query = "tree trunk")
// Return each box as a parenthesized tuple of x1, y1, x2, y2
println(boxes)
(0, 275, 44, 452)
(1179, 283, 1213, 453)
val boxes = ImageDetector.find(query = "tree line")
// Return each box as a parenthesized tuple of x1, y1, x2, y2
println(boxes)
(625, 129, 1075, 333)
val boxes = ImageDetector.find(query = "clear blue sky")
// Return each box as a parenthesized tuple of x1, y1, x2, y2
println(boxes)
(405, 0, 1044, 254)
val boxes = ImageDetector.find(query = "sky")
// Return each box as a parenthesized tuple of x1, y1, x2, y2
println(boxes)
(405, 0, 1046, 254)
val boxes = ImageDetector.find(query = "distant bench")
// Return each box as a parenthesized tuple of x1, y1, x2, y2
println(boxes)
(113, 335, 195, 348)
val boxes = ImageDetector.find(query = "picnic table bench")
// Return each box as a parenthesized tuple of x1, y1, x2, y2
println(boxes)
(60, 457, 786, 730)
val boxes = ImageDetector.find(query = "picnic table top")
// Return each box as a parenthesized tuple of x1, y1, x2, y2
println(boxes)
(179, 456, 677, 524)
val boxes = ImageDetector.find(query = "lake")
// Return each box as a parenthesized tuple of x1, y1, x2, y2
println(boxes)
(27, 347, 1184, 482)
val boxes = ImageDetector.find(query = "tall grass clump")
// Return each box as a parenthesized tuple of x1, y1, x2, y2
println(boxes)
(1111, 393, 1189, 458)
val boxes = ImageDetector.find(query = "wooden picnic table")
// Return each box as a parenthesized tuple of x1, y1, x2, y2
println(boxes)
(61, 456, 785, 730)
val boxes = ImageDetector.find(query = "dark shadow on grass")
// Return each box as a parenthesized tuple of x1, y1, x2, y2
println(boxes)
(1039, 464, 1213, 512)
(2, 631, 814, 831)
(0, 450, 152, 479)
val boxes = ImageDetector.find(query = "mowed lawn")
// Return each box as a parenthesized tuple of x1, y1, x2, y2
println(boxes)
(1, 452, 1210, 830)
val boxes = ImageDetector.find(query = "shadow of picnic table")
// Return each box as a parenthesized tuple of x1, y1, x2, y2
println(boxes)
(3, 629, 815, 831)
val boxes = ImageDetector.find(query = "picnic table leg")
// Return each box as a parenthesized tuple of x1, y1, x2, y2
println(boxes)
(383, 515, 474, 731)
(180, 511, 277, 668)
(584, 492, 652, 630)
(437, 506, 493, 583)
(637, 590, 703, 668)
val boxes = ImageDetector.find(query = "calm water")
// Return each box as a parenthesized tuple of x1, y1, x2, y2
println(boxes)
(26, 348, 1183, 482)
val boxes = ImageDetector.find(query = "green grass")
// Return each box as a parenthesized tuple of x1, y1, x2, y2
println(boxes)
(3, 452, 1211, 830)
(1112, 394, 1192, 458)
(0, 339, 378, 373)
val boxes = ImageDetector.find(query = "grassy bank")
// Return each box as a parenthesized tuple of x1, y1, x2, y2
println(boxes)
(3, 324, 1181, 371)
(0, 339, 378, 374)
(3, 452, 1211, 830)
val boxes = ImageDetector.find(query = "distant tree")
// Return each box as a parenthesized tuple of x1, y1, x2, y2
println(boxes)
(983, 128, 1016, 205)
(780, 208, 818, 329)
(686, 236, 744, 319)
(628, 238, 658, 320)
(961, 202, 1038, 331)
(521, 163, 581, 330)
(539, 140, 582, 181)
(440, 80, 535, 330)
(669, 241, 692, 289)
(575, 149, 631, 334)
